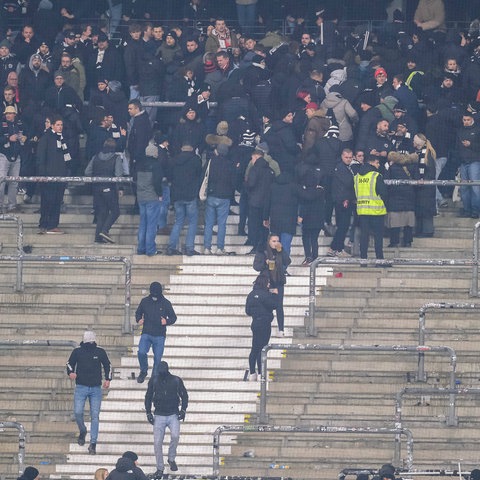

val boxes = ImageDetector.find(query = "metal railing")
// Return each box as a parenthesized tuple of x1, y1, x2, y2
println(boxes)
(395, 387, 480, 429)
(0, 254, 132, 333)
(417, 302, 480, 381)
(339, 468, 473, 480)
(308, 257, 478, 337)
(0, 175, 132, 185)
(0, 214, 24, 291)
(471, 222, 480, 296)
(213, 425, 414, 475)
(0, 421, 25, 475)
(258, 343, 456, 424)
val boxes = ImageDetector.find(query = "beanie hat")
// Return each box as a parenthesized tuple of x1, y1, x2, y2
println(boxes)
(31, 53, 41, 61)
(304, 102, 318, 110)
(97, 32, 109, 43)
(149, 281, 162, 296)
(216, 121, 228, 135)
(296, 90, 310, 100)
(54, 70, 65, 79)
(241, 129, 256, 146)
(38, 0, 53, 10)
(154, 132, 168, 145)
(374, 67, 387, 78)
(122, 451, 138, 462)
(83, 331, 96, 343)
(0, 39, 11, 49)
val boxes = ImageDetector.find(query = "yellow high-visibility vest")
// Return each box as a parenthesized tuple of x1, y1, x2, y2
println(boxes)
(354, 171, 387, 216)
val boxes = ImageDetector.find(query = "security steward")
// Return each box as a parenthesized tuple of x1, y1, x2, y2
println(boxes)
(354, 156, 388, 262)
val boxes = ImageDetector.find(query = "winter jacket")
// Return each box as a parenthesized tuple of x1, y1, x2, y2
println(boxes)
(245, 155, 275, 208)
(321, 92, 358, 142)
(456, 123, 480, 164)
(245, 285, 278, 324)
(385, 152, 419, 212)
(264, 120, 300, 174)
(145, 372, 188, 416)
(127, 111, 152, 162)
(135, 293, 177, 337)
(169, 149, 202, 202)
(85, 151, 123, 192)
(36, 128, 70, 176)
(253, 246, 291, 287)
(171, 117, 205, 155)
(263, 172, 299, 235)
(302, 109, 330, 153)
(313, 135, 343, 175)
(135, 155, 164, 203)
(207, 152, 236, 199)
(106, 457, 148, 480)
(331, 160, 355, 204)
(66, 342, 111, 387)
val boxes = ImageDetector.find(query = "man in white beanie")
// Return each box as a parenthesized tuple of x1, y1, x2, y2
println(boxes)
(66, 330, 111, 455)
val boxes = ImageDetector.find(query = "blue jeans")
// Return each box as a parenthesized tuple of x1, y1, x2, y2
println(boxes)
(107, 1, 122, 35)
(138, 200, 161, 255)
(129, 85, 140, 100)
(153, 413, 180, 470)
(204, 196, 230, 250)
(460, 161, 480, 215)
(138, 333, 165, 374)
(158, 183, 170, 229)
(279, 232, 293, 258)
(236, 3, 256, 33)
(140, 95, 160, 126)
(168, 199, 198, 252)
(74, 385, 102, 444)
(435, 156, 448, 202)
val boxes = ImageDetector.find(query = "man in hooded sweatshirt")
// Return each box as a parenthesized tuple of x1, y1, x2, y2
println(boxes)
(135, 282, 177, 384)
(66, 330, 111, 455)
(145, 361, 188, 477)
(106, 451, 148, 480)
(85, 138, 124, 244)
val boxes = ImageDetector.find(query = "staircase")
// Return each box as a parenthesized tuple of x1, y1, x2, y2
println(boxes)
(1, 191, 480, 479)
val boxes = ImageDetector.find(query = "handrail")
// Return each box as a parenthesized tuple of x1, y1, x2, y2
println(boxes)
(0, 340, 77, 348)
(0, 214, 24, 291)
(0, 421, 26, 475)
(395, 387, 480, 429)
(0, 175, 132, 185)
(213, 424, 414, 475)
(0, 254, 132, 334)
(339, 468, 472, 480)
(472, 222, 480, 296)
(417, 302, 480, 381)
(259, 344, 456, 424)
(308, 257, 478, 337)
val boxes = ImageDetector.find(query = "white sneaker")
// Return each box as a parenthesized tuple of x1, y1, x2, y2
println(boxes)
(249, 373, 258, 381)
(336, 250, 351, 258)
(326, 248, 337, 257)
(204, 248, 212, 255)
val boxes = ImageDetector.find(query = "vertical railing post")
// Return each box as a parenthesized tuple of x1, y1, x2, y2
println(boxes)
(259, 345, 270, 423)
(123, 257, 132, 334)
(308, 259, 319, 336)
(470, 222, 480, 296)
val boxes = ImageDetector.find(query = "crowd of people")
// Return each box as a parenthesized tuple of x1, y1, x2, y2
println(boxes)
(0, 0, 479, 265)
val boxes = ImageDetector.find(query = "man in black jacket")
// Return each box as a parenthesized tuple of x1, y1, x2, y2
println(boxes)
(145, 361, 188, 477)
(135, 282, 177, 383)
(203, 143, 236, 255)
(66, 330, 111, 455)
(328, 148, 355, 257)
(167, 143, 202, 256)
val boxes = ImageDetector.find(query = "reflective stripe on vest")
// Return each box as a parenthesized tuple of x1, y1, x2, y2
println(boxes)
(354, 171, 387, 216)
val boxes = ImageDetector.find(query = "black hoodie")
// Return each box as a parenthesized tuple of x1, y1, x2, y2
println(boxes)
(106, 457, 148, 480)
(135, 293, 177, 337)
(66, 342, 111, 387)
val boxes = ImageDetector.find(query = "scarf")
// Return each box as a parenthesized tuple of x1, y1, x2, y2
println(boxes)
(56, 131, 71, 162)
(416, 140, 435, 178)
(211, 28, 232, 49)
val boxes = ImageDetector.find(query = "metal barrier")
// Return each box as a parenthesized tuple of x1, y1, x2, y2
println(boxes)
(395, 386, 480, 431)
(0, 421, 25, 475)
(0, 254, 132, 334)
(0, 175, 132, 185)
(339, 468, 472, 480)
(471, 222, 480, 296)
(308, 257, 478, 338)
(0, 214, 24, 291)
(213, 425, 414, 475)
(0, 340, 77, 348)
(258, 344, 456, 424)
(417, 302, 480, 381)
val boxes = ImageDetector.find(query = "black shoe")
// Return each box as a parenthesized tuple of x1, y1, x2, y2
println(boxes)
(168, 460, 178, 471)
(137, 371, 147, 383)
(246, 248, 257, 255)
(152, 470, 164, 479)
(387, 243, 399, 248)
(244, 239, 254, 246)
(186, 249, 201, 256)
(99, 232, 115, 244)
(95, 238, 107, 244)
(237, 228, 247, 236)
(402, 242, 412, 247)
(147, 250, 163, 256)
(88, 443, 96, 455)
(166, 248, 182, 256)
(77, 431, 86, 446)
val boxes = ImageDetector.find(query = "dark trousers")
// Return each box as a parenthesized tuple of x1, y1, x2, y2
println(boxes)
(248, 205, 268, 251)
(390, 226, 413, 245)
(249, 321, 271, 374)
(359, 215, 385, 259)
(238, 190, 248, 233)
(39, 183, 65, 230)
(94, 188, 120, 240)
(271, 283, 285, 331)
(331, 203, 353, 251)
(302, 227, 321, 259)
(323, 174, 334, 225)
